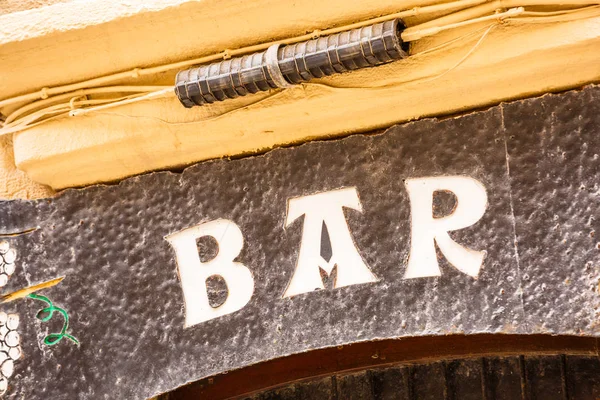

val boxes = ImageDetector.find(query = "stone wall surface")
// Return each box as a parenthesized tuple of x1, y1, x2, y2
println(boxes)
(0, 85, 598, 399)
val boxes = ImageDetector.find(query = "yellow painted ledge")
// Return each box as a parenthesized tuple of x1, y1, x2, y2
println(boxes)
(12, 16, 600, 190)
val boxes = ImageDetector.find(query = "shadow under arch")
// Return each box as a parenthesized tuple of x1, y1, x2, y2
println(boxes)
(160, 334, 600, 399)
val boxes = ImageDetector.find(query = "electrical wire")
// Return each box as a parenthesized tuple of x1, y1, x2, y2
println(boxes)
(0, 0, 486, 111)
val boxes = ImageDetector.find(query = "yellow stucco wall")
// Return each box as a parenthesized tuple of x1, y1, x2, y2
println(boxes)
(0, 136, 54, 199)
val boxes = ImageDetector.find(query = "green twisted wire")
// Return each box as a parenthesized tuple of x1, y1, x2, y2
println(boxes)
(28, 293, 79, 346)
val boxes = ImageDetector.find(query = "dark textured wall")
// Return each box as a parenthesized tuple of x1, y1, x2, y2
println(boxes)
(0, 85, 599, 399)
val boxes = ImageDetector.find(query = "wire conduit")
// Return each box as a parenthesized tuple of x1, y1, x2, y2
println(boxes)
(175, 20, 409, 107)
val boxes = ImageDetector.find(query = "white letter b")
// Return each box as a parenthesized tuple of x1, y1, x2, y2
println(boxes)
(166, 219, 254, 327)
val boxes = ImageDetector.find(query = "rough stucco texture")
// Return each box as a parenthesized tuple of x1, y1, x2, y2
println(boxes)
(0, 136, 54, 199)
(0, 0, 73, 16)
(0, 86, 598, 399)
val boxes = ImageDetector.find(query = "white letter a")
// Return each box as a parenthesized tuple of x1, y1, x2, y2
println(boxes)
(283, 188, 377, 297)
